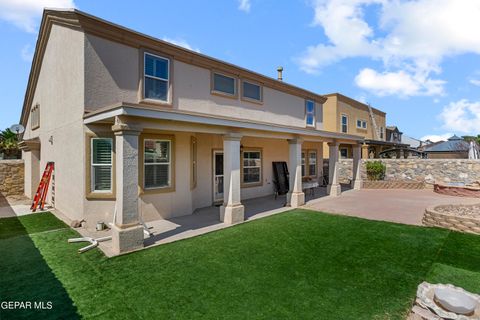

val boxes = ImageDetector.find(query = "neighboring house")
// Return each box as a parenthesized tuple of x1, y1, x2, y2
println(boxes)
(322, 93, 405, 159)
(401, 135, 422, 149)
(386, 126, 402, 143)
(19, 9, 363, 254)
(422, 135, 471, 159)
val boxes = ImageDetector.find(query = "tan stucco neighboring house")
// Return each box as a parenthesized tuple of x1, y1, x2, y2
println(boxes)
(322, 93, 406, 159)
(19, 9, 364, 254)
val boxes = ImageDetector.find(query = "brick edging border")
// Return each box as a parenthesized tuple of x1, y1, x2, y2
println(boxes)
(362, 180, 425, 189)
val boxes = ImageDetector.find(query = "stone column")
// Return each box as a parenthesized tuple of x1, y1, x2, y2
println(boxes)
(111, 122, 144, 254)
(361, 143, 369, 159)
(327, 141, 341, 196)
(287, 138, 305, 207)
(351, 144, 362, 190)
(220, 133, 244, 224)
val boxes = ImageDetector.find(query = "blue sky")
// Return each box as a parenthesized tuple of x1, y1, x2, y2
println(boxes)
(1, 0, 479, 141)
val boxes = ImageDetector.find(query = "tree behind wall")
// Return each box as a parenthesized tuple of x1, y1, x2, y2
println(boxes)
(462, 135, 480, 145)
(0, 128, 21, 159)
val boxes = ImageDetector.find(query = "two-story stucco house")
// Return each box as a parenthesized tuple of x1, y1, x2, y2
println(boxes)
(19, 9, 363, 254)
(322, 93, 407, 159)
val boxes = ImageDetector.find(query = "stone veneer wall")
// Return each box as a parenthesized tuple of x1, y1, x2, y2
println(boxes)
(324, 159, 480, 186)
(0, 160, 24, 196)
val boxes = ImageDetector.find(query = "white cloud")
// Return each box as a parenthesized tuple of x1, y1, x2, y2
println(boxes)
(20, 44, 34, 62)
(238, 0, 251, 12)
(470, 79, 480, 87)
(420, 133, 452, 143)
(0, 0, 75, 33)
(162, 37, 200, 53)
(354, 68, 445, 97)
(297, 0, 480, 96)
(438, 99, 480, 134)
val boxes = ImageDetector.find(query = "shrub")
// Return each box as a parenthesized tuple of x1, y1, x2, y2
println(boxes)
(366, 161, 386, 181)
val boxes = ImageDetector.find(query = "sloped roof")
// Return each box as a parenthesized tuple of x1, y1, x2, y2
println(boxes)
(401, 135, 421, 148)
(423, 136, 469, 152)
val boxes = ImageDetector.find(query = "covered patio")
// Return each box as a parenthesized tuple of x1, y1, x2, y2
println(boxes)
(83, 104, 363, 255)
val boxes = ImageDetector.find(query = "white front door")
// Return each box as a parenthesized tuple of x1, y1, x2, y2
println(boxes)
(213, 150, 224, 203)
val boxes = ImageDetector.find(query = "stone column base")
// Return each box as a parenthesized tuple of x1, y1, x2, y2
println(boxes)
(112, 224, 144, 255)
(327, 184, 342, 197)
(352, 179, 362, 190)
(287, 191, 305, 208)
(220, 204, 245, 225)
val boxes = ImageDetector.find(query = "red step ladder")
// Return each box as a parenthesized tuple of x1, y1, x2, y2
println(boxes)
(31, 162, 54, 212)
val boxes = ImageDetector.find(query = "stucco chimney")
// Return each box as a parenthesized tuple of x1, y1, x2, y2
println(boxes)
(277, 66, 283, 81)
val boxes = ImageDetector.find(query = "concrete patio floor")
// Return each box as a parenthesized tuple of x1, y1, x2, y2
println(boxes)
(305, 188, 480, 226)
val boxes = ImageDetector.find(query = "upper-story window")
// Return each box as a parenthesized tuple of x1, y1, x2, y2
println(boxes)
(341, 114, 348, 133)
(356, 119, 367, 129)
(242, 80, 262, 102)
(31, 104, 40, 130)
(305, 100, 315, 127)
(212, 72, 237, 96)
(144, 53, 170, 102)
(380, 127, 384, 139)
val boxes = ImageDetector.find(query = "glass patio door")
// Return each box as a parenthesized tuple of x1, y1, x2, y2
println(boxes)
(213, 151, 224, 203)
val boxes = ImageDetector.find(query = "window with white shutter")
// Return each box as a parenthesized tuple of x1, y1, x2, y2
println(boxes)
(91, 138, 112, 192)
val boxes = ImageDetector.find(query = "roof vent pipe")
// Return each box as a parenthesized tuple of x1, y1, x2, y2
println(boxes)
(277, 66, 283, 81)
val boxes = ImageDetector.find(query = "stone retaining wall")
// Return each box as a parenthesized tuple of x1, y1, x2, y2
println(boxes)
(0, 160, 24, 197)
(423, 204, 480, 234)
(324, 158, 480, 186)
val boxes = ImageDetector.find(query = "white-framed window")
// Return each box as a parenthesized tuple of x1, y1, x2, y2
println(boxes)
(242, 150, 261, 184)
(340, 148, 348, 159)
(31, 104, 40, 130)
(91, 138, 113, 192)
(308, 150, 317, 176)
(212, 72, 237, 96)
(144, 52, 170, 102)
(144, 139, 171, 189)
(357, 119, 367, 129)
(341, 114, 348, 133)
(305, 100, 316, 127)
(380, 127, 384, 139)
(242, 80, 262, 102)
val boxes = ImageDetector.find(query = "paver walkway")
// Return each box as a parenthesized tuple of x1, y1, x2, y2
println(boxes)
(305, 189, 479, 225)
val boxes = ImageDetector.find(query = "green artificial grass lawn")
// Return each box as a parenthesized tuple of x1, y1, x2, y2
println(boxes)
(1, 210, 480, 320)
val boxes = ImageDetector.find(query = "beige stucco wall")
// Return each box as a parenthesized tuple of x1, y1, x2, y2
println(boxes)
(83, 34, 323, 130)
(22, 148, 39, 198)
(322, 95, 386, 158)
(83, 128, 324, 225)
(84, 33, 139, 109)
(22, 24, 85, 221)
